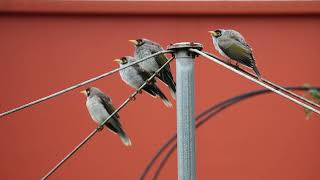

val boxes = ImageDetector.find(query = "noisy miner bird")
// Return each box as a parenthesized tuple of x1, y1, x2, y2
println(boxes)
(129, 38, 176, 99)
(114, 56, 172, 107)
(81, 87, 132, 146)
(209, 29, 262, 81)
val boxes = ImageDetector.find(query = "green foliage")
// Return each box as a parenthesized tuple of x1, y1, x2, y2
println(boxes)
(303, 84, 320, 119)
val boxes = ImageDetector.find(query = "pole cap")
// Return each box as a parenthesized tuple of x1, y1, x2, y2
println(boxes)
(167, 42, 203, 51)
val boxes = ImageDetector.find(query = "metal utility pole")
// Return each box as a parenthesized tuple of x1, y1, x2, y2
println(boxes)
(168, 42, 203, 180)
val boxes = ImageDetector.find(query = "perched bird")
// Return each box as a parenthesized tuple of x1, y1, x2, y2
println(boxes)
(81, 87, 132, 146)
(114, 56, 172, 107)
(209, 29, 262, 81)
(129, 38, 176, 99)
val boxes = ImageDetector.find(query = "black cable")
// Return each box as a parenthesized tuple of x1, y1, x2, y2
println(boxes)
(152, 100, 237, 180)
(139, 92, 244, 180)
(152, 90, 258, 179)
(140, 86, 319, 180)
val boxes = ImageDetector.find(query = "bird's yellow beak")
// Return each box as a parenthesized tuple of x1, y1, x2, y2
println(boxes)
(129, 39, 138, 45)
(208, 31, 217, 37)
(114, 59, 122, 64)
(80, 90, 87, 95)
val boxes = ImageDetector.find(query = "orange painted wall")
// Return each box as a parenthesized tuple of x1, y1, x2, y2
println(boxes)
(0, 2, 319, 180)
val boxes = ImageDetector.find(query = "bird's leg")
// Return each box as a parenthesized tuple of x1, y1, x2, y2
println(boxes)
(138, 90, 143, 94)
(226, 59, 233, 65)
(130, 96, 136, 101)
(97, 125, 104, 131)
(234, 62, 241, 70)
(226, 59, 240, 69)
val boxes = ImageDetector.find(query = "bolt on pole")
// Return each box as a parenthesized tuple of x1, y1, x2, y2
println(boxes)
(168, 42, 203, 180)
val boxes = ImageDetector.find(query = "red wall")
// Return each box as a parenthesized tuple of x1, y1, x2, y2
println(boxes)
(0, 2, 319, 180)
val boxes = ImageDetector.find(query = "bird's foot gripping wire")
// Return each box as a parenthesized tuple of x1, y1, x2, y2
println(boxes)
(234, 65, 241, 70)
(227, 60, 241, 70)
(130, 95, 136, 101)
(138, 90, 143, 94)
(228, 60, 241, 70)
(97, 125, 104, 131)
(226, 59, 233, 65)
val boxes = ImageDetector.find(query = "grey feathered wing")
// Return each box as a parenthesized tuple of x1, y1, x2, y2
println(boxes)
(99, 95, 132, 146)
(145, 43, 176, 99)
(154, 53, 176, 99)
(133, 63, 172, 107)
(218, 37, 262, 80)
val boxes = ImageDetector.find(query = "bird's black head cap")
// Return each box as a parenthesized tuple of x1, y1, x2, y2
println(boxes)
(85, 87, 91, 96)
(136, 39, 145, 46)
(213, 29, 222, 37)
(120, 57, 128, 65)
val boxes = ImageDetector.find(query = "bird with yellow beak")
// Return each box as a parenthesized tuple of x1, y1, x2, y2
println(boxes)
(129, 38, 176, 99)
(81, 87, 132, 146)
(209, 29, 262, 81)
(114, 56, 172, 107)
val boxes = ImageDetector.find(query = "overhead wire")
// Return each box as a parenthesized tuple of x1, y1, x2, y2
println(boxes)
(140, 86, 319, 179)
(190, 48, 320, 115)
(1, 43, 318, 178)
(42, 56, 175, 180)
(202, 51, 320, 109)
(0, 50, 173, 118)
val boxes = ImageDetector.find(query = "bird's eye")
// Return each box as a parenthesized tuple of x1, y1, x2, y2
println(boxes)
(86, 90, 90, 96)
(215, 30, 222, 37)
(121, 58, 128, 64)
(137, 39, 144, 46)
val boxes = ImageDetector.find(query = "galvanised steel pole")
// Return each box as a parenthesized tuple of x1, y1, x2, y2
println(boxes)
(168, 42, 203, 180)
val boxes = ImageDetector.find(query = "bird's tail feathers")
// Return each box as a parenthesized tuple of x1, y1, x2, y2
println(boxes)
(249, 55, 262, 82)
(142, 84, 157, 97)
(157, 71, 176, 100)
(163, 72, 176, 100)
(160, 96, 173, 108)
(252, 65, 262, 81)
(118, 128, 132, 146)
(152, 85, 172, 108)
(168, 88, 176, 100)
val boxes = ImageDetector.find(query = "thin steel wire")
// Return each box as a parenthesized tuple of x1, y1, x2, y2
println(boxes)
(190, 48, 320, 115)
(148, 86, 320, 180)
(0, 50, 173, 118)
(202, 51, 320, 109)
(42, 56, 175, 180)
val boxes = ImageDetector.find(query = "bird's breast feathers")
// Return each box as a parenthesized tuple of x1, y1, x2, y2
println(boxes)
(119, 66, 144, 88)
(86, 98, 110, 123)
(212, 38, 229, 59)
(135, 48, 159, 72)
